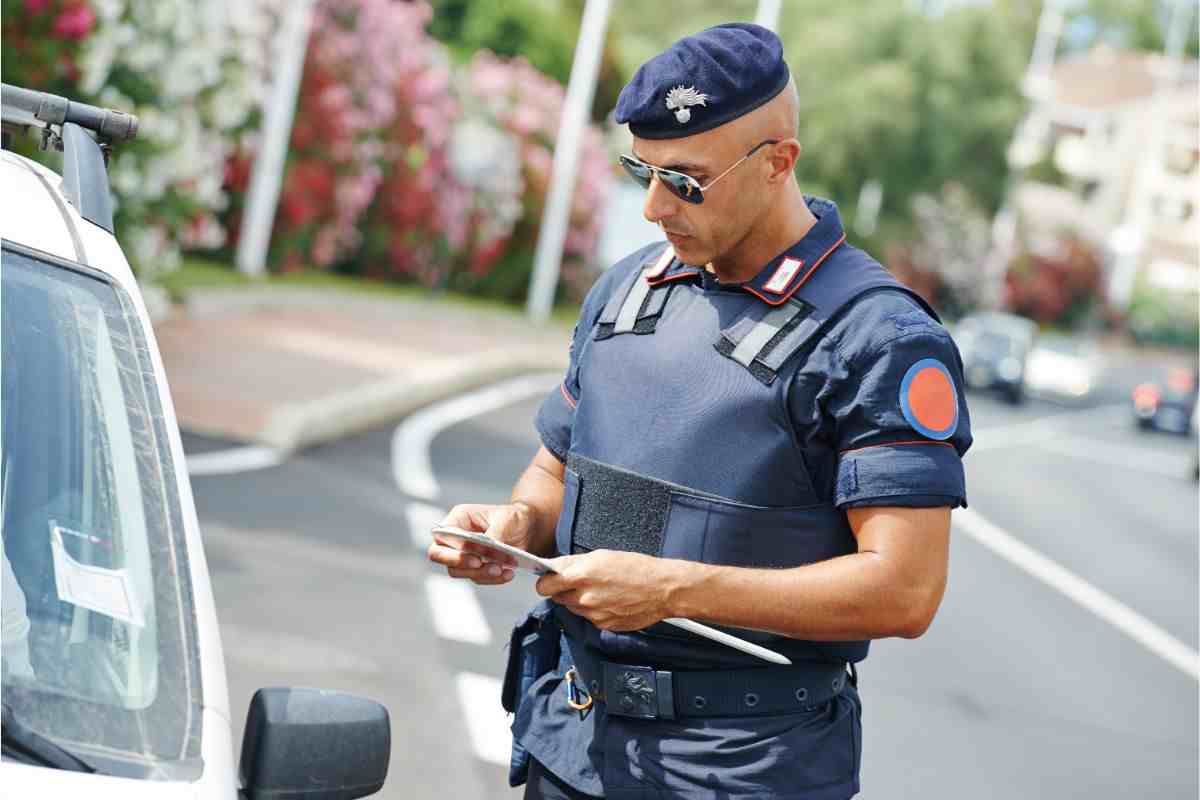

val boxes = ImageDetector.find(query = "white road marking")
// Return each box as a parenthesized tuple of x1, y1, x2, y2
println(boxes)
(971, 402, 1193, 477)
(1035, 434, 1193, 478)
(425, 574, 493, 645)
(391, 372, 560, 500)
(186, 445, 284, 476)
(455, 672, 513, 766)
(955, 507, 1200, 681)
(406, 501, 448, 550)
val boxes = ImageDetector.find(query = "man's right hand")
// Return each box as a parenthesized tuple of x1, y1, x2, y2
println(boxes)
(426, 502, 534, 586)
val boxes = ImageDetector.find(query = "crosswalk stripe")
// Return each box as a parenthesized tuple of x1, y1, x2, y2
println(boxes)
(425, 574, 493, 645)
(455, 672, 513, 766)
(406, 501, 448, 550)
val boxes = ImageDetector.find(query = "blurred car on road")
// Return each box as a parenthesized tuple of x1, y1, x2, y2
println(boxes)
(1192, 402, 1199, 481)
(953, 311, 1037, 404)
(1, 84, 390, 800)
(1022, 334, 1104, 404)
(1131, 365, 1198, 435)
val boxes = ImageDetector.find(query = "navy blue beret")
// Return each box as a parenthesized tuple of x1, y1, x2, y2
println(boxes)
(614, 23, 790, 140)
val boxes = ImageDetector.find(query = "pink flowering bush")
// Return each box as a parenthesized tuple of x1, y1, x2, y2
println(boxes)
(4, 0, 257, 276)
(2, 0, 95, 105)
(355, 1, 472, 285)
(256, 0, 445, 271)
(447, 51, 611, 301)
(7, 0, 611, 299)
(227, 1, 611, 301)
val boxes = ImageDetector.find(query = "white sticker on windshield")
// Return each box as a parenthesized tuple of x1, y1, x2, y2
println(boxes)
(49, 522, 145, 628)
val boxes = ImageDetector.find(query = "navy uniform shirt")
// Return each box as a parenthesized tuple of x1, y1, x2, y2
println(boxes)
(538, 199, 972, 512)
(522, 197, 971, 799)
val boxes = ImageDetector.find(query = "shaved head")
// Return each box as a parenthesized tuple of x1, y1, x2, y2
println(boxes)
(631, 79, 810, 279)
(733, 79, 799, 143)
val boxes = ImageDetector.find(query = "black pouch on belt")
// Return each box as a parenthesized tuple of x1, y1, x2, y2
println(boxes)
(502, 598, 561, 786)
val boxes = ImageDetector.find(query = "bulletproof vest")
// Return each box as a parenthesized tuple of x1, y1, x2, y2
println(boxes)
(556, 240, 938, 668)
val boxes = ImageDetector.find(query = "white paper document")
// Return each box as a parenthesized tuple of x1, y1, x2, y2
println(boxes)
(432, 526, 557, 575)
(431, 525, 790, 665)
(49, 523, 145, 628)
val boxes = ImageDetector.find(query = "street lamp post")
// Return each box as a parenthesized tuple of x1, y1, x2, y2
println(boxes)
(236, 0, 316, 278)
(754, 0, 782, 32)
(525, 0, 612, 323)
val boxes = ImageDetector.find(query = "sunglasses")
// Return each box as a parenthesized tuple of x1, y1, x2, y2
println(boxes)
(618, 139, 779, 205)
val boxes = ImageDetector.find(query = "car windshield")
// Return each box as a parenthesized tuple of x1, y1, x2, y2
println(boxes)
(1, 244, 201, 780)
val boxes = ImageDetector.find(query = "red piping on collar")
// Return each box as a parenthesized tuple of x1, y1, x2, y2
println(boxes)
(646, 269, 703, 288)
(741, 233, 847, 306)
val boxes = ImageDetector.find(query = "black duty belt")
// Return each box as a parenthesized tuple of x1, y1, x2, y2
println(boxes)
(566, 658, 851, 721)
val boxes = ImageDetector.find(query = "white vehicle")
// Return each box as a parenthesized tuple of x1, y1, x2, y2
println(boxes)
(1022, 334, 1104, 404)
(1, 84, 391, 799)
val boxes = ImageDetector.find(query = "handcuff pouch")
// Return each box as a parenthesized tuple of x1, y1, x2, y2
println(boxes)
(502, 598, 561, 786)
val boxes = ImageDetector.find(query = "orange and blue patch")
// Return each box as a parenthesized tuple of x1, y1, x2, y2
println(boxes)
(899, 358, 958, 440)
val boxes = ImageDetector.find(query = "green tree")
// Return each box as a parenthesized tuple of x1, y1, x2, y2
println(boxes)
(1072, 0, 1200, 57)
(427, 0, 625, 120)
(776, 0, 1036, 247)
(605, 1, 1036, 246)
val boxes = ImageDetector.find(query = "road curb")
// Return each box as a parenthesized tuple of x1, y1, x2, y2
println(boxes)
(165, 285, 572, 452)
(257, 353, 567, 453)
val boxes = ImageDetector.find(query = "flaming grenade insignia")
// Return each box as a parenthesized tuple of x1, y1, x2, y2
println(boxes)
(665, 85, 708, 124)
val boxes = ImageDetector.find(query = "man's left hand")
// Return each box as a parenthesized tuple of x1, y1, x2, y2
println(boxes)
(535, 550, 678, 631)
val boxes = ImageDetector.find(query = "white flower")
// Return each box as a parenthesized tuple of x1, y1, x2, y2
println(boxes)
(93, 0, 126, 23)
(126, 41, 167, 72)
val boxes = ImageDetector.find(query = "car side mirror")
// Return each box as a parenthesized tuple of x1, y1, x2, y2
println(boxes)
(240, 687, 390, 800)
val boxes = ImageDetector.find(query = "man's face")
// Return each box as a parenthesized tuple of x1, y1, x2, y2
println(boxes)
(631, 129, 769, 267)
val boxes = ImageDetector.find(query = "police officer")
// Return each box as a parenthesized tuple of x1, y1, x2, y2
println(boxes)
(429, 22, 971, 800)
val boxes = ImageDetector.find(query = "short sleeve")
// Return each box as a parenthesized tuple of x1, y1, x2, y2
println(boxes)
(534, 320, 586, 462)
(825, 298, 973, 509)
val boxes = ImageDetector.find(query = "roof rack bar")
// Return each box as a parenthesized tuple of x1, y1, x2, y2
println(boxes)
(1, 83, 138, 142)
(60, 122, 116, 234)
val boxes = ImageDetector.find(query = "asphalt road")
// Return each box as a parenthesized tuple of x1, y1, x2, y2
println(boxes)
(184, 380, 1199, 799)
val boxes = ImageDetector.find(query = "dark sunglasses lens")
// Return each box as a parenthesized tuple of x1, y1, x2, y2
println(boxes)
(619, 157, 704, 204)
(662, 173, 703, 204)
(619, 156, 652, 188)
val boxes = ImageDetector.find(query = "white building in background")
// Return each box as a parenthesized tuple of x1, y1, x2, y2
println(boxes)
(1006, 45, 1199, 310)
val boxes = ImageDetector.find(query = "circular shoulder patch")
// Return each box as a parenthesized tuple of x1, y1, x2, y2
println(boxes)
(899, 358, 959, 440)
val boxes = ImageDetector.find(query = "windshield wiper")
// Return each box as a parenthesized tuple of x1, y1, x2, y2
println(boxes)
(1, 704, 95, 773)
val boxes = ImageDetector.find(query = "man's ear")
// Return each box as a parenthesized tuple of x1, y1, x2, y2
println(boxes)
(766, 139, 801, 182)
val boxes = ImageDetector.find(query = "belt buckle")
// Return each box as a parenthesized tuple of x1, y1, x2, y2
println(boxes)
(603, 664, 671, 720)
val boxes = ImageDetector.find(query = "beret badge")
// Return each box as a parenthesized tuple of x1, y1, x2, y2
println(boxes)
(665, 85, 708, 124)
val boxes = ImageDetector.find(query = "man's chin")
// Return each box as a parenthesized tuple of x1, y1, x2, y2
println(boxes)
(666, 235, 707, 265)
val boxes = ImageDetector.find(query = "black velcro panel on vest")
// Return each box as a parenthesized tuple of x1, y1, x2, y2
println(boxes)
(565, 453, 727, 556)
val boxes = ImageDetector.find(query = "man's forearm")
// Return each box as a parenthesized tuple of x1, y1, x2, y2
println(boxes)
(663, 550, 945, 641)
(509, 451, 566, 557)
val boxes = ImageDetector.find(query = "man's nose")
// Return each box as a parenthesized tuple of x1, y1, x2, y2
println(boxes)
(642, 174, 679, 226)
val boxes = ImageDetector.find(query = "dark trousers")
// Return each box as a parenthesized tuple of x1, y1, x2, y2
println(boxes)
(524, 758, 602, 800)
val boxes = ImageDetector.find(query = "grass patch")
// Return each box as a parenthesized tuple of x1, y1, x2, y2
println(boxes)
(158, 256, 250, 302)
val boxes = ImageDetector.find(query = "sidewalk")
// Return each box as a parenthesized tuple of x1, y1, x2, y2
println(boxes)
(154, 286, 571, 452)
